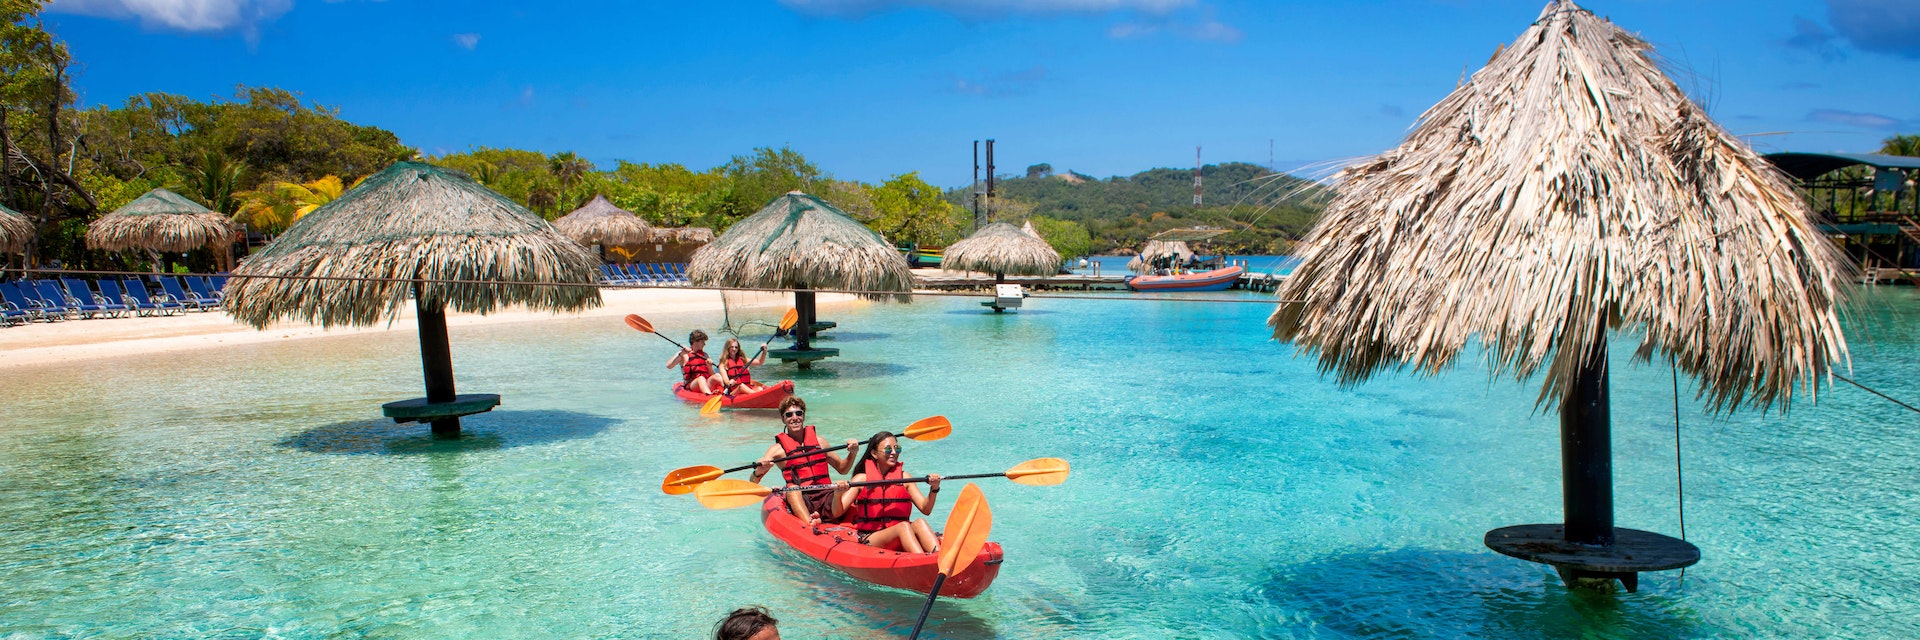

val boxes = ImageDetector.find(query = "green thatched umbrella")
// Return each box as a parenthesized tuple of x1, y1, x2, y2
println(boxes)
(553, 195, 656, 251)
(85, 188, 235, 270)
(943, 222, 1060, 280)
(224, 161, 602, 436)
(688, 191, 910, 360)
(1269, 0, 1848, 591)
(0, 202, 30, 254)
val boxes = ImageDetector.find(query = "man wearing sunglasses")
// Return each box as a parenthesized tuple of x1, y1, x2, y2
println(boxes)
(749, 396, 860, 525)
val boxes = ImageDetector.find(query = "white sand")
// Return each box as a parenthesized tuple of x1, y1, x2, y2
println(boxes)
(0, 287, 860, 371)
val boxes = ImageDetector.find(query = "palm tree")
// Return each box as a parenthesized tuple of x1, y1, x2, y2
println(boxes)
(549, 151, 592, 200)
(1881, 134, 1920, 157)
(234, 175, 351, 235)
(175, 152, 248, 214)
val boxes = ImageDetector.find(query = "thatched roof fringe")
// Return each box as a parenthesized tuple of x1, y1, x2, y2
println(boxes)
(0, 203, 30, 253)
(553, 195, 656, 247)
(687, 192, 911, 301)
(84, 188, 234, 253)
(943, 222, 1060, 276)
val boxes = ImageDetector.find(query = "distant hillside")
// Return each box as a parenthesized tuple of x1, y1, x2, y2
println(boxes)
(946, 161, 1329, 255)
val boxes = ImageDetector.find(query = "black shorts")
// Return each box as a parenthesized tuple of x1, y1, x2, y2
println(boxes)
(798, 487, 835, 517)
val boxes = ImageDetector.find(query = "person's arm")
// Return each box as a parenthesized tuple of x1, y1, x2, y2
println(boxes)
(749, 443, 782, 483)
(749, 349, 768, 367)
(829, 474, 865, 519)
(666, 349, 687, 369)
(907, 470, 941, 515)
(826, 439, 860, 474)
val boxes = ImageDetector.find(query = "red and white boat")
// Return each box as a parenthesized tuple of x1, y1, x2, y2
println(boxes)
(1126, 265, 1244, 292)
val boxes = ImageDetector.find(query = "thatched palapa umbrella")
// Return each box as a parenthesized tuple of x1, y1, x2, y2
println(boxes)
(553, 195, 655, 253)
(943, 222, 1061, 281)
(86, 188, 236, 271)
(224, 161, 602, 437)
(1269, 1, 1848, 591)
(0, 202, 31, 255)
(688, 191, 910, 364)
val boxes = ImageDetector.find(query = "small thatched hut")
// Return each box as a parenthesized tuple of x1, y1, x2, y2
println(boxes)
(0, 202, 31, 254)
(1126, 240, 1193, 273)
(85, 188, 236, 270)
(688, 191, 910, 355)
(224, 161, 601, 436)
(552, 195, 655, 252)
(943, 222, 1060, 280)
(1269, 0, 1848, 590)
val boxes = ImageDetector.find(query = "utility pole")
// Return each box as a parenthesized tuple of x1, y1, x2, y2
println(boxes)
(1269, 139, 1275, 174)
(972, 140, 982, 231)
(985, 139, 996, 223)
(1193, 145, 1203, 207)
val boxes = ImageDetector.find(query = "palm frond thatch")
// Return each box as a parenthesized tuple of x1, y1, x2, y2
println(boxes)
(942, 222, 1060, 276)
(0, 202, 30, 253)
(1020, 220, 1040, 238)
(1127, 240, 1195, 273)
(552, 195, 656, 247)
(84, 188, 234, 252)
(687, 191, 911, 301)
(223, 161, 603, 329)
(1269, 0, 1849, 411)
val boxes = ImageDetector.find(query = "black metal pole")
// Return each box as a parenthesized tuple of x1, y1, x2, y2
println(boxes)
(794, 286, 815, 351)
(415, 284, 460, 438)
(1560, 332, 1613, 546)
(973, 140, 982, 232)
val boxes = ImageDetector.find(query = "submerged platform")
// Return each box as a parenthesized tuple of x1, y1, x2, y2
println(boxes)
(1485, 524, 1699, 592)
(769, 347, 839, 366)
(382, 393, 501, 424)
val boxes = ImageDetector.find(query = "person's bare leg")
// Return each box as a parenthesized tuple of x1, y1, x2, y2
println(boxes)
(784, 491, 814, 523)
(910, 519, 939, 553)
(865, 523, 923, 553)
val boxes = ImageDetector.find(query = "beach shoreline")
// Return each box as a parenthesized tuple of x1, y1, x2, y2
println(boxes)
(0, 287, 862, 371)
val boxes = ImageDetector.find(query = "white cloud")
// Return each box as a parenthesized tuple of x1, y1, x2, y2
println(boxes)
(779, 0, 1191, 19)
(1107, 9, 1241, 44)
(453, 33, 481, 50)
(48, 0, 292, 32)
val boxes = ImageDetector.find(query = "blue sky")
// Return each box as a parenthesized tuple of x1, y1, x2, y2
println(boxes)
(37, 0, 1920, 186)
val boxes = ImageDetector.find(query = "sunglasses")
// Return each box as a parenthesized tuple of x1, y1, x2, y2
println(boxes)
(881, 446, 901, 454)
(783, 410, 805, 418)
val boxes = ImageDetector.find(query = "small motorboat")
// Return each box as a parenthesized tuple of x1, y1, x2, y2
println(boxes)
(671, 380, 795, 409)
(1125, 265, 1244, 292)
(759, 496, 1003, 597)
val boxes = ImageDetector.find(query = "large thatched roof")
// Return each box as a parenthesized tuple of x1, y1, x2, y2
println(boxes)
(688, 191, 910, 300)
(0, 202, 30, 253)
(553, 195, 655, 247)
(943, 222, 1060, 276)
(223, 161, 602, 329)
(1269, 0, 1849, 410)
(85, 188, 234, 252)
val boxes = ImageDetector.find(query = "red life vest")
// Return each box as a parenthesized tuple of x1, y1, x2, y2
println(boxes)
(682, 350, 712, 383)
(724, 355, 754, 386)
(773, 425, 831, 487)
(851, 459, 913, 533)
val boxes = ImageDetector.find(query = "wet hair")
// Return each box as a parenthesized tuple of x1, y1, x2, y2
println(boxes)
(854, 430, 898, 471)
(689, 329, 709, 344)
(777, 396, 806, 414)
(714, 606, 778, 640)
(722, 337, 745, 361)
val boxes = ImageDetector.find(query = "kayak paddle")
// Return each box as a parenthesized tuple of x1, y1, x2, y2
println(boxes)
(659, 416, 953, 495)
(624, 314, 686, 349)
(700, 308, 802, 415)
(690, 457, 1066, 509)
(908, 483, 992, 640)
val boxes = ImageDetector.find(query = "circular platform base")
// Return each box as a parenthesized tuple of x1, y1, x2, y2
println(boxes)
(1486, 524, 1699, 592)
(769, 347, 840, 364)
(382, 393, 501, 424)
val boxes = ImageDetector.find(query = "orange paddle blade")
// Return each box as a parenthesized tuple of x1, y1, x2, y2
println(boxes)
(700, 395, 725, 416)
(660, 465, 724, 495)
(778, 308, 800, 331)
(624, 314, 655, 334)
(901, 416, 952, 441)
(694, 479, 774, 510)
(1004, 458, 1070, 486)
(935, 483, 992, 577)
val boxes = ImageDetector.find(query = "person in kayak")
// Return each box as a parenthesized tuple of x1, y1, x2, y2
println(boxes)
(666, 330, 725, 395)
(718, 337, 768, 395)
(751, 397, 859, 525)
(829, 431, 942, 553)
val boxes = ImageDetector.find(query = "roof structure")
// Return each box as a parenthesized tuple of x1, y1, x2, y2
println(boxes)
(85, 188, 234, 253)
(1765, 152, 1920, 182)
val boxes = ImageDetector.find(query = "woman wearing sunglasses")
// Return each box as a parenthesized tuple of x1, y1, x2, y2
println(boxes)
(828, 431, 942, 553)
(750, 397, 859, 524)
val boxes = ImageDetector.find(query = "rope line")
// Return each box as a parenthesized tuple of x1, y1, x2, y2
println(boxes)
(1672, 364, 1688, 587)
(1834, 373, 1920, 415)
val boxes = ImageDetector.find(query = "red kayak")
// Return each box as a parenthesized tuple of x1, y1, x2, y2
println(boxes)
(760, 496, 1003, 598)
(671, 380, 795, 409)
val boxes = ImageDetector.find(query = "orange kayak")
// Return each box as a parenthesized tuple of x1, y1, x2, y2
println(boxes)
(671, 380, 794, 409)
(759, 496, 1003, 598)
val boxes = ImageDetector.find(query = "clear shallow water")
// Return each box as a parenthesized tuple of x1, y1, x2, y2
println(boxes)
(2, 287, 1918, 638)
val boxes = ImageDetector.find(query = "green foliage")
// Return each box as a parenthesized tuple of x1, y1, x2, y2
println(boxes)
(1028, 216, 1091, 259)
(172, 151, 248, 214)
(724, 146, 822, 213)
(1882, 134, 1920, 157)
(871, 171, 965, 247)
(79, 87, 413, 185)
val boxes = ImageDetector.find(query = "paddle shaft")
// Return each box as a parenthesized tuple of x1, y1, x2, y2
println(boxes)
(729, 442, 855, 474)
(777, 472, 1000, 493)
(907, 573, 948, 640)
(653, 333, 687, 350)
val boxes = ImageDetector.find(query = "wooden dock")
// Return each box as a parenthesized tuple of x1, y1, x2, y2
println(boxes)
(911, 270, 1287, 292)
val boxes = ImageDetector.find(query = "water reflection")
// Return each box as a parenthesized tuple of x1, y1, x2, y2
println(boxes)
(785, 362, 915, 381)
(279, 409, 616, 455)
(763, 540, 999, 639)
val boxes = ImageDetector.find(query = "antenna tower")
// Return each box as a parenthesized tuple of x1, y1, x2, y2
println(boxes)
(1193, 146, 1203, 207)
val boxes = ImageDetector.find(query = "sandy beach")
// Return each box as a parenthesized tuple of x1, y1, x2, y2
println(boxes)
(0, 286, 861, 371)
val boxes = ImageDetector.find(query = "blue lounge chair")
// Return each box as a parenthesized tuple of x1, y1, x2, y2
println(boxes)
(610, 265, 636, 285)
(123, 278, 184, 315)
(671, 263, 690, 283)
(155, 276, 212, 311)
(211, 273, 229, 290)
(62, 278, 128, 318)
(0, 282, 36, 324)
(97, 279, 147, 317)
(28, 281, 79, 320)
(621, 263, 647, 284)
(186, 276, 224, 304)
(643, 263, 667, 284)
(598, 265, 618, 284)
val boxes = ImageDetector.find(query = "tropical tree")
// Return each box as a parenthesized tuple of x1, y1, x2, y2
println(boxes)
(1882, 134, 1920, 157)
(872, 171, 965, 246)
(549, 151, 592, 199)
(236, 175, 348, 234)
(174, 151, 248, 214)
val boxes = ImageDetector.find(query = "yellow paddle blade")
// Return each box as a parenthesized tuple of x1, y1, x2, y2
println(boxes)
(1004, 458, 1070, 486)
(700, 394, 725, 416)
(936, 483, 992, 577)
(623, 314, 655, 334)
(660, 465, 723, 495)
(694, 479, 774, 510)
(778, 308, 800, 331)
(902, 415, 952, 441)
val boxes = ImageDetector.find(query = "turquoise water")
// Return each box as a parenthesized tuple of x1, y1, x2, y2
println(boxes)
(3, 286, 1919, 638)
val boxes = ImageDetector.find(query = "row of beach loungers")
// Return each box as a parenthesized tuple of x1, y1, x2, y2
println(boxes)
(599, 263, 690, 286)
(0, 275, 229, 325)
